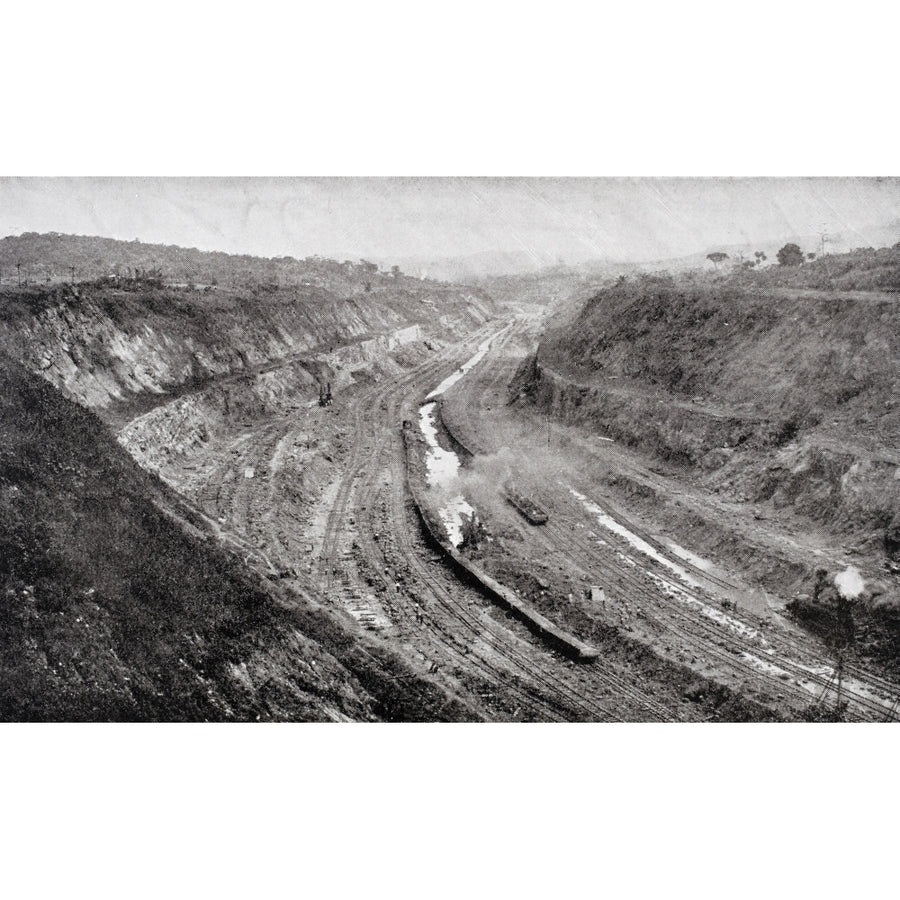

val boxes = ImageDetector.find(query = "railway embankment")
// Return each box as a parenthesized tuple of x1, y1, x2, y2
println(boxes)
(402, 415, 600, 661)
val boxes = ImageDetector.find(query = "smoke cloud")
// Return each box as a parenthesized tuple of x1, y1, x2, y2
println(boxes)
(834, 565, 865, 600)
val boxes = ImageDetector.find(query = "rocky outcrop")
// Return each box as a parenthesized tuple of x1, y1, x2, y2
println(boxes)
(0, 280, 493, 421)
(511, 358, 772, 465)
(727, 443, 900, 537)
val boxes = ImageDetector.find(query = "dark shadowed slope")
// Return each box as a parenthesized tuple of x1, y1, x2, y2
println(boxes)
(0, 355, 475, 721)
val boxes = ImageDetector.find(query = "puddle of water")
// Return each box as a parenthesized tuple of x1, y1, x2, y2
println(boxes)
(569, 486, 704, 589)
(415, 330, 510, 543)
(419, 402, 475, 546)
(425, 327, 509, 400)
(665, 540, 713, 572)
(437, 496, 477, 547)
(793, 662, 892, 707)
(570, 484, 772, 646)
(419, 403, 461, 480)
(644, 569, 765, 644)
(741, 653, 834, 697)
(741, 651, 802, 685)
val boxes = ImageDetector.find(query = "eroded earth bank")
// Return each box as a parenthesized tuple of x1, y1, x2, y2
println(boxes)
(2, 239, 898, 720)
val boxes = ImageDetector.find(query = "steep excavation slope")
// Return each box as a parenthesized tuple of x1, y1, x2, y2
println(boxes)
(0, 239, 496, 511)
(0, 267, 493, 424)
(0, 354, 477, 721)
(510, 264, 900, 668)
(516, 272, 898, 532)
(0, 235, 498, 721)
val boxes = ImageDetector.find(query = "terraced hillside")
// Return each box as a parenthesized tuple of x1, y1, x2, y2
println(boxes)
(0, 234, 496, 722)
(0, 270, 492, 424)
(511, 264, 900, 668)
(517, 273, 899, 532)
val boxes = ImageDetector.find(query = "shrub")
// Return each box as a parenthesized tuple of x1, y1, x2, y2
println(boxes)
(777, 243, 805, 266)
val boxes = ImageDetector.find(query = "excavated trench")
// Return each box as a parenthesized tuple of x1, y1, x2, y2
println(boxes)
(8, 272, 897, 720)
(425, 317, 900, 718)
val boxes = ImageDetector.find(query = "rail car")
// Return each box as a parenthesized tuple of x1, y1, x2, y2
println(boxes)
(505, 486, 549, 525)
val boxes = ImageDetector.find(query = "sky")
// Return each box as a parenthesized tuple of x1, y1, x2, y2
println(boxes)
(1, 177, 898, 265)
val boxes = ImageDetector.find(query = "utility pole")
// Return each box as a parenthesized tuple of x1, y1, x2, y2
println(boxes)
(831, 591, 855, 720)
(17, 261, 22, 286)
(884, 696, 899, 723)
(835, 649, 844, 716)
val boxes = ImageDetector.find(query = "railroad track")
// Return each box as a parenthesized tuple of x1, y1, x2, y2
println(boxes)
(563, 486, 898, 720)
(290, 316, 676, 720)
(316, 326, 627, 719)
(538, 487, 895, 721)
(119, 318, 622, 720)
(143, 306, 893, 722)
(400, 361, 683, 719)
(363, 447, 583, 721)
(441, 321, 900, 721)
(400, 450, 680, 720)
(542, 514, 819, 715)
(314, 323, 499, 592)
(414, 340, 803, 714)
(387, 424, 656, 720)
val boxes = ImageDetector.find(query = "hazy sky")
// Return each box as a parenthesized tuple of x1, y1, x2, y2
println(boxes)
(1, 177, 898, 264)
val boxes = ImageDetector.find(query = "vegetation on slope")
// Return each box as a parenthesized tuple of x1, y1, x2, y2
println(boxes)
(0, 356, 472, 721)
(0, 232, 408, 291)
(0, 237, 494, 422)
(537, 270, 898, 445)
(739, 242, 900, 292)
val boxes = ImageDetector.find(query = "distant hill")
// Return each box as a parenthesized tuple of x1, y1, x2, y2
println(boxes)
(0, 232, 409, 291)
(742, 243, 900, 291)
(637, 222, 900, 274)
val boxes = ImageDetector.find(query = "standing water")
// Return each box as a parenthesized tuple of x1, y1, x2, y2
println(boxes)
(419, 402, 474, 546)
(417, 326, 509, 545)
(425, 327, 509, 400)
